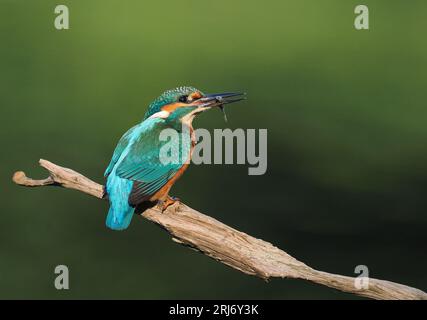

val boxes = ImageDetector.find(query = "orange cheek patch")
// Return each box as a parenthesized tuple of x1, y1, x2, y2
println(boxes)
(189, 92, 202, 100)
(162, 103, 187, 112)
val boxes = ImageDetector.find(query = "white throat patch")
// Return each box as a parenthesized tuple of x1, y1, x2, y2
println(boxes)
(148, 110, 170, 119)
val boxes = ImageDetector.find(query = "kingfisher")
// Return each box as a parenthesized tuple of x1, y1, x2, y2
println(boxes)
(104, 86, 245, 230)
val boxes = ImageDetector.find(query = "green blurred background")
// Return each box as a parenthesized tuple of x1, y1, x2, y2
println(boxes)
(1, 0, 426, 299)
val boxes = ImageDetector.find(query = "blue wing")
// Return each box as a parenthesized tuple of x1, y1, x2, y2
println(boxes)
(115, 120, 191, 205)
(104, 123, 141, 230)
(104, 118, 191, 230)
(104, 125, 138, 177)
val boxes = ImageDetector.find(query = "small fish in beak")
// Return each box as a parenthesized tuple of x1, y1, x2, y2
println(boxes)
(198, 92, 246, 122)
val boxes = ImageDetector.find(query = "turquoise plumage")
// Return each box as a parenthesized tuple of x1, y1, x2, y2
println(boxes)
(104, 86, 244, 230)
(104, 87, 196, 230)
(105, 116, 191, 230)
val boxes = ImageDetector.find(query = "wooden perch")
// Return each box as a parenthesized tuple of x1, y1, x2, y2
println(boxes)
(12, 159, 427, 300)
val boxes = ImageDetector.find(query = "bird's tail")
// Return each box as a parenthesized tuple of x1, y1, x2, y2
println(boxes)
(105, 175, 135, 231)
(106, 203, 135, 230)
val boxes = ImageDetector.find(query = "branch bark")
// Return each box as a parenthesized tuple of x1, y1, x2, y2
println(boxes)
(12, 159, 427, 300)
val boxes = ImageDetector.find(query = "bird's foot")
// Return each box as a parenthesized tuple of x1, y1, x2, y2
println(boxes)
(157, 196, 180, 212)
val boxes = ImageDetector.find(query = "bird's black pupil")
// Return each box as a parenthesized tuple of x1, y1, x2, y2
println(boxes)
(179, 95, 188, 103)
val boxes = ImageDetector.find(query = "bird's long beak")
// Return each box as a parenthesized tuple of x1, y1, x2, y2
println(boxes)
(196, 92, 246, 108)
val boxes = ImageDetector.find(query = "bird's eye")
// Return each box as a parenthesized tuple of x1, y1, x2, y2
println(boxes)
(178, 95, 188, 103)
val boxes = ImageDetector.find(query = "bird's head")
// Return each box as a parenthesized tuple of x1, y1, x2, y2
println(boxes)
(143, 86, 245, 125)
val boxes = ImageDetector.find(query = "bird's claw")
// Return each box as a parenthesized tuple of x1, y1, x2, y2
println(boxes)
(157, 196, 180, 212)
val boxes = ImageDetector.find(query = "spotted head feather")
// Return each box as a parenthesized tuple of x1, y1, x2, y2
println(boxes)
(143, 86, 202, 120)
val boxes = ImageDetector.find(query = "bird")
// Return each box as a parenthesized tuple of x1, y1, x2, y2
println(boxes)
(104, 86, 245, 230)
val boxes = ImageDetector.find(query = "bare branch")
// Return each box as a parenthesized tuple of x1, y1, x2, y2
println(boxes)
(12, 159, 427, 300)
